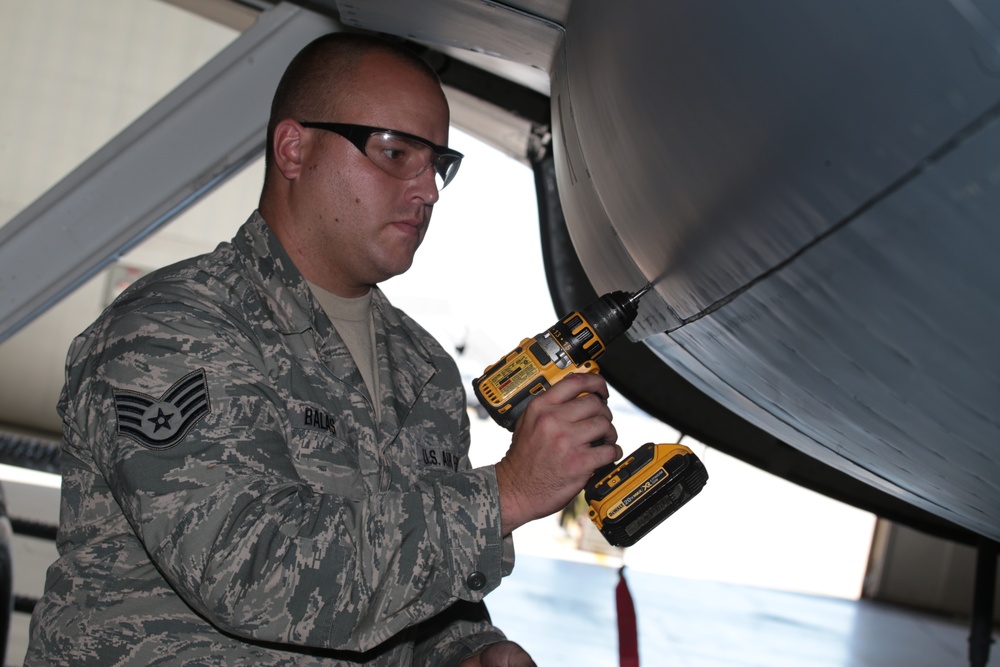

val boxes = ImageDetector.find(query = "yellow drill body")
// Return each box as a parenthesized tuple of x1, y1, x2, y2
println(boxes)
(472, 286, 708, 547)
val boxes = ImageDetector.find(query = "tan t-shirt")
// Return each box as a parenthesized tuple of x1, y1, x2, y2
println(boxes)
(307, 281, 381, 421)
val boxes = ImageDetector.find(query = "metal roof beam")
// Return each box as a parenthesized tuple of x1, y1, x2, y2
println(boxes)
(0, 2, 338, 343)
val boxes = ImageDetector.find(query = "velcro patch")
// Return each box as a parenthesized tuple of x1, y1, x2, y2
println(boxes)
(114, 369, 211, 450)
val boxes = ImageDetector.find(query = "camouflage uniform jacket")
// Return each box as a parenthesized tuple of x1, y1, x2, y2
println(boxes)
(25, 211, 513, 666)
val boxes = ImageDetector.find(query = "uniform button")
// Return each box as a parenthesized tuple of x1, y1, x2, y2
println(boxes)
(466, 571, 487, 591)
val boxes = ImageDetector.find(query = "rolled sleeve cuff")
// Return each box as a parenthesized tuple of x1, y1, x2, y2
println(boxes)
(435, 465, 514, 602)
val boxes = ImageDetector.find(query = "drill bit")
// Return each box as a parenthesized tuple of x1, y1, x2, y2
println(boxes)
(628, 283, 653, 306)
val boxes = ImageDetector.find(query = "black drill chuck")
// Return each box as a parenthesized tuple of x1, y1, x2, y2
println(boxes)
(580, 288, 648, 346)
(551, 286, 650, 367)
(472, 285, 652, 430)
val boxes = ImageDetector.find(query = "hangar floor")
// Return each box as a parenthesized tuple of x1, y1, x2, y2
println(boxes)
(1, 431, 995, 666)
(3, 540, 996, 666)
(486, 554, 999, 667)
(2, 451, 997, 666)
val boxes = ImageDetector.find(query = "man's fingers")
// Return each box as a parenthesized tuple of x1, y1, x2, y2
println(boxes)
(552, 391, 613, 427)
(535, 371, 609, 404)
(499, 372, 621, 533)
(467, 640, 537, 667)
(591, 442, 623, 470)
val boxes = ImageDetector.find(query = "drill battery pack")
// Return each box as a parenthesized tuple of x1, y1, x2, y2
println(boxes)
(585, 443, 708, 547)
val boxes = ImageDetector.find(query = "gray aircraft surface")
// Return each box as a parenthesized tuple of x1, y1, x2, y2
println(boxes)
(1, 0, 998, 602)
(1, 1, 999, 665)
(4, 0, 997, 544)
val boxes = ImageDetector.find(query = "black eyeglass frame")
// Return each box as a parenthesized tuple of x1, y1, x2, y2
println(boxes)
(299, 121, 464, 188)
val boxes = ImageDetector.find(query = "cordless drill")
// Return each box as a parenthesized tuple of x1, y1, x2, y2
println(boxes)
(472, 286, 708, 547)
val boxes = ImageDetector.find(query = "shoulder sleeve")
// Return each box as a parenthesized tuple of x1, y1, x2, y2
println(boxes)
(72, 291, 504, 654)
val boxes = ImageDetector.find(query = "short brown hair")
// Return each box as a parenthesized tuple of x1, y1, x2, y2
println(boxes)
(263, 32, 441, 178)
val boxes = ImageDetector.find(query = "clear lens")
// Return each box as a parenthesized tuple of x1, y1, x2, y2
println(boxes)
(364, 131, 461, 189)
(365, 132, 428, 179)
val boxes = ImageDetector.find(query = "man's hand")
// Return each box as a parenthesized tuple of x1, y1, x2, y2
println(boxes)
(458, 640, 536, 667)
(495, 373, 621, 535)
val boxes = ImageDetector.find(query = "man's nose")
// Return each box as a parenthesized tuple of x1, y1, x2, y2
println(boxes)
(410, 163, 440, 204)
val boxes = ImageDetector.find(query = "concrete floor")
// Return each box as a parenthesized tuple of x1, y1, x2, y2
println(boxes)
(1, 463, 996, 667)
(485, 554, 999, 667)
(3, 550, 997, 666)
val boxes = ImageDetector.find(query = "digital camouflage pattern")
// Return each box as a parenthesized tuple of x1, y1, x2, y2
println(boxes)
(25, 212, 513, 666)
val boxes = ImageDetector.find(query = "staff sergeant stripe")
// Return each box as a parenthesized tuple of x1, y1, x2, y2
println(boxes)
(113, 369, 211, 450)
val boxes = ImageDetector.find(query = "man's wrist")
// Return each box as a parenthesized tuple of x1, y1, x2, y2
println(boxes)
(494, 458, 529, 536)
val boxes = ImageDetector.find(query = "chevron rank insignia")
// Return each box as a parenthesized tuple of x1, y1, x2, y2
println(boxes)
(113, 369, 211, 450)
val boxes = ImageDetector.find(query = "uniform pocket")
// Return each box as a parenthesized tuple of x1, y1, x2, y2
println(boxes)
(289, 428, 365, 498)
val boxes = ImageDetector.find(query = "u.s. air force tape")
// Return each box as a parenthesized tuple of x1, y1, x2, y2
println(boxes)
(113, 369, 211, 450)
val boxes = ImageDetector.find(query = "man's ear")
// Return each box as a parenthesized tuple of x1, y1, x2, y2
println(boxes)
(272, 119, 306, 180)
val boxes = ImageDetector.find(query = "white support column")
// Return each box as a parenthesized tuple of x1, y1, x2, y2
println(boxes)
(0, 2, 339, 343)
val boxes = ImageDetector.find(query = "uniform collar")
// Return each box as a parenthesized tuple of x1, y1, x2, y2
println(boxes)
(233, 210, 324, 336)
(233, 211, 439, 433)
